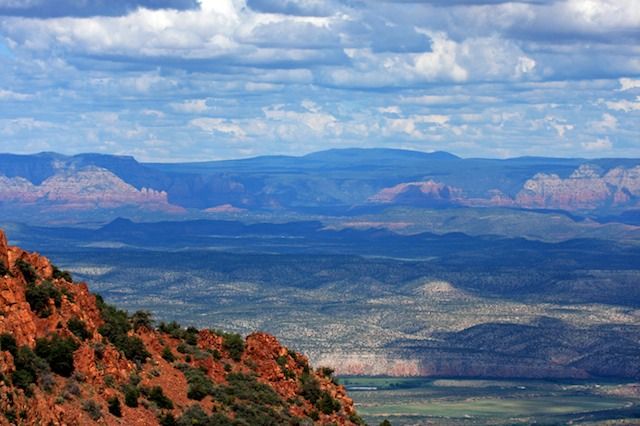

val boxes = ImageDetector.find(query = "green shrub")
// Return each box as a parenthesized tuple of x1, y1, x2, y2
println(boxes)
(208, 413, 236, 425)
(162, 346, 176, 362)
(12, 369, 36, 394)
(104, 374, 115, 387)
(127, 372, 141, 387)
(25, 281, 62, 317)
(316, 391, 340, 414)
(93, 342, 105, 360)
(159, 413, 178, 426)
(52, 265, 72, 282)
(349, 413, 366, 425)
(300, 373, 321, 404)
(97, 302, 130, 341)
(317, 366, 334, 378)
(226, 372, 281, 406)
(158, 321, 199, 345)
(0, 333, 17, 355)
(184, 327, 199, 345)
(124, 384, 139, 407)
(67, 317, 91, 341)
(107, 396, 122, 417)
(183, 368, 214, 401)
(35, 335, 79, 377)
(233, 403, 287, 425)
(158, 321, 181, 336)
(15, 259, 37, 285)
(379, 420, 392, 426)
(0, 260, 10, 277)
(60, 287, 74, 302)
(131, 310, 153, 330)
(97, 301, 149, 364)
(176, 404, 209, 426)
(82, 399, 102, 420)
(3, 408, 16, 423)
(148, 386, 174, 409)
(221, 332, 244, 361)
(12, 346, 49, 395)
(119, 336, 150, 364)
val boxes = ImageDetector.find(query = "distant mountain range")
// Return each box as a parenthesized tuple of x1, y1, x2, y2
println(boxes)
(1, 149, 640, 223)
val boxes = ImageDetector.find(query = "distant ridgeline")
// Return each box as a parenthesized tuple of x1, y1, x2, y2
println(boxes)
(0, 150, 639, 223)
(0, 229, 363, 425)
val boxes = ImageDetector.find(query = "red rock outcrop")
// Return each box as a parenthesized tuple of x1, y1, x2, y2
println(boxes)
(371, 164, 640, 212)
(0, 167, 184, 213)
(369, 180, 464, 205)
(0, 229, 361, 425)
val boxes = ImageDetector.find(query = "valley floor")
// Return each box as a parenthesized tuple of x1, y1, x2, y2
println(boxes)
(344, 377, 640, 425)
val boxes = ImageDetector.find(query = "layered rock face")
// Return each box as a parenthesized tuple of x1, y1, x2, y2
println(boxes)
(371, 164, 640, 211)
(368, 180, 464, 206)
(0, 167, 182, 212)
(515, 164, 640, 210)
(0, 230, 361, 425)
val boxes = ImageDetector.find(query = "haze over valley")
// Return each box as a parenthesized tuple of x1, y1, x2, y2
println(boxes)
(1, 0, 639, 424)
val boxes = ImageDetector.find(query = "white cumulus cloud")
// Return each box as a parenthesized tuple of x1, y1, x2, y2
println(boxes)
(582, 137, 613, 151)
(189, 117, 246, 139)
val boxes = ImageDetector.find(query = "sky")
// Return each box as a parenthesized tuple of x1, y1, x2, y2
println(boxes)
(0, 0, 638, 161)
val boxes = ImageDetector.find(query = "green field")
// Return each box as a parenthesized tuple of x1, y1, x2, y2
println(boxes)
(341, 377, 640, 425)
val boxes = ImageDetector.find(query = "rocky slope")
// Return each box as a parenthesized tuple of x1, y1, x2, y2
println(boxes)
(0, 229, 361, 425)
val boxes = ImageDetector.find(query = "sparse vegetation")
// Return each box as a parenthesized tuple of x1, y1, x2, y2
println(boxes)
(183, 367, 214, 401)
(147, 385, 174, 409)
(159, 412, 179, 426)
(97, 298, 150, 363)
(35, 334, 79, 377)
(317, 391, 341, 414)
(67, 317, 91, 340)
(107, 396, 122, 417)
(12, 346, 49, 395)
(15, 259, 37, 285)
(131, 310, 153, 330)
(317, 366, 335, 378)
(25, 280, 62, 318)
(0, 235, 364, 425)
(0, 333, 17, 355)
(0, 260, 10, 276)
(82, 399, 102, 420)
(124, 384, 140, 407)
(300, 373, 322, 404)
(221, 332, 244, 361)
(176, 404, 209, 425)
(52, 265, 72, 282)
(162, 346, 176, 362)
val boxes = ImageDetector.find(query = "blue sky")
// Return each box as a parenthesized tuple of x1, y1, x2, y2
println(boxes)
(0, 0, 638, 161)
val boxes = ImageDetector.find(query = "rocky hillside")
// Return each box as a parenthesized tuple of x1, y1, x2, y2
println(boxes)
(0, 230, 362, 425)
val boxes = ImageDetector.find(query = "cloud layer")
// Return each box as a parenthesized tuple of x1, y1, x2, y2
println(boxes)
(0, 0, 638, 160)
